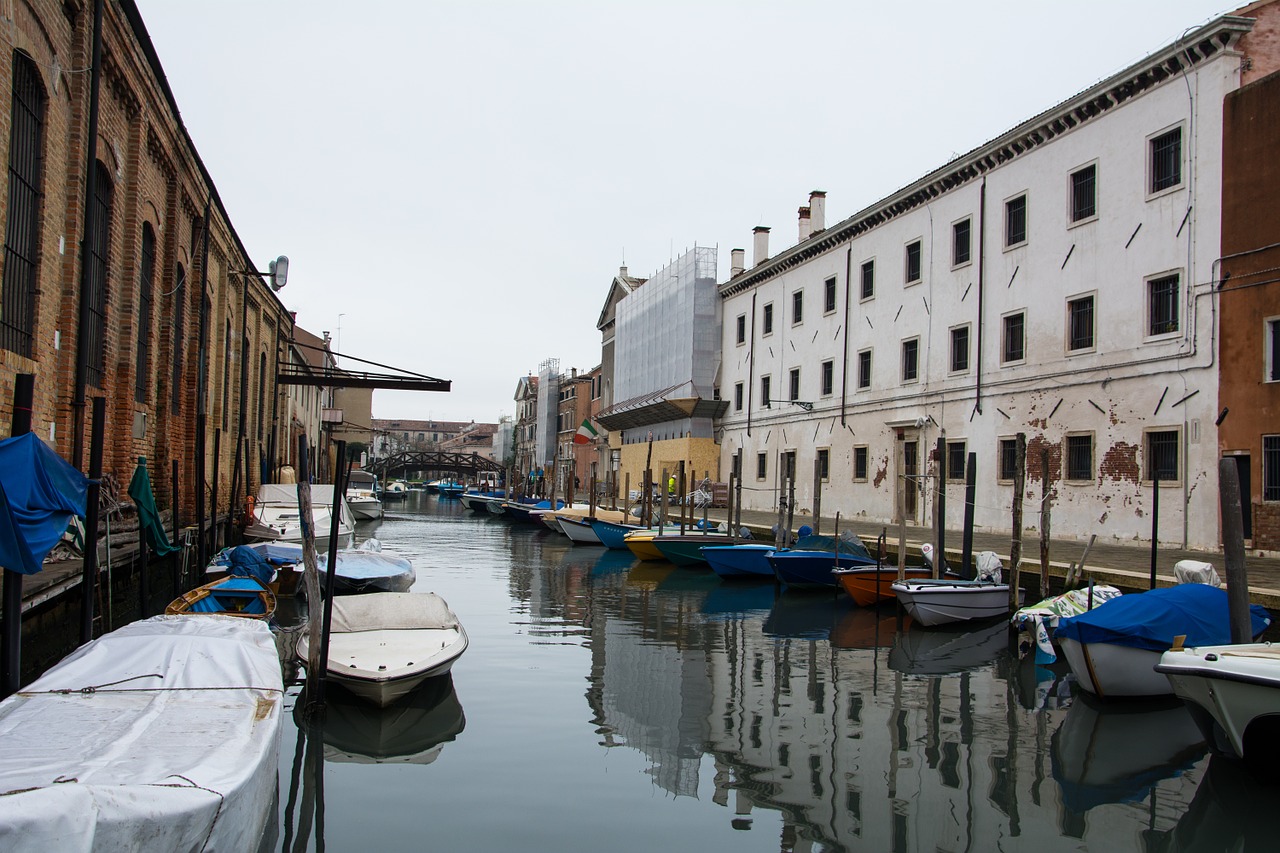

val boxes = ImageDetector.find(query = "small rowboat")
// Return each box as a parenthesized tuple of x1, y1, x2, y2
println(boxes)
(166, 576, 276, 619)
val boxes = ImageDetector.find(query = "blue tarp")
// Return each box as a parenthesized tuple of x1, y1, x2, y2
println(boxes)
(0, 432, 88, 574)
(1055, 584, 1271, 652)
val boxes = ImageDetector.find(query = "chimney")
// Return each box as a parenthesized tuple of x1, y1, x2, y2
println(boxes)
(809, 190, 826, 232)
(752, 226, 770, 266)
(730, 248, 745, 277)
(798, 206, 812, 243)
(619, 265, 628, 278)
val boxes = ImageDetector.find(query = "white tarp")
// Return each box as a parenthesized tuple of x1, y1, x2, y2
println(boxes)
(0, 615, 284, 852)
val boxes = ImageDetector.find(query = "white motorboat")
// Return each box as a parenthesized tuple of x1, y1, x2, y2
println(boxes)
(1156, 642, 1280, 765)
(891, 578, 1012, 627)
(244, 483, 356, 549)
(0, 615, 284, 852)
(298, 592, 468, 708)
(345, 470, 384, 520)
(559, 515, 604, 545)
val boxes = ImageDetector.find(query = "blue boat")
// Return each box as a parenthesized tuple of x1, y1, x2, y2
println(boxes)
(438, 481, 465, 498)
(764, 535, 877, 590)
(589, 517, 646, 549)
(701, 543, 776, 579)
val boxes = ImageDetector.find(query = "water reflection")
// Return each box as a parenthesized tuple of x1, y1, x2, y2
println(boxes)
(314, 676, 465, 765)
(888, 618, 1008, 676)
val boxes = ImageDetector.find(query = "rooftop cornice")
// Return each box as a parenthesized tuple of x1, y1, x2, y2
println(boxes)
(719, 15, 1253, 298)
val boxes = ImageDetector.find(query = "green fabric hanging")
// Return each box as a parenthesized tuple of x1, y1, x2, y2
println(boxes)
(127, 457, 180, 558)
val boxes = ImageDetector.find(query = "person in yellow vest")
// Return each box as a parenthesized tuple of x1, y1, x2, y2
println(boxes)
(667, 475, 676, 496)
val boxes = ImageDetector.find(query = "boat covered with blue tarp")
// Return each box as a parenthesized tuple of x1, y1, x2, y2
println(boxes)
(1055, 584, 1270, 652)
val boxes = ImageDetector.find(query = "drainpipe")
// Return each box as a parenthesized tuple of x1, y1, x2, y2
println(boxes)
(746, 292, 756, 438)
(70, 0, 106, 470)
(841, 245, 851, 426)
(975, 177, 986, 416)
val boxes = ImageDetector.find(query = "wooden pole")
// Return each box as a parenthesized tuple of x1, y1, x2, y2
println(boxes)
(623, 473, 631, 521)
(1, 374, 34, 697)
(1219, 459, 1252, 644)
(962, 452, 976, 580)
(1039, 448, 1052, 600)
(659, 467, 669, 533)
(702, 469, 710, 532)
(1150, 474, 1160, 590)
(171, 458, 182, 591)
(728, 471, 738, 543)
(1009, 433, 1026, 610)
(934, 435, 946, 578)
(775, 460, 787, 549)
(785, 458, 796, 546)
(315, 441, 349, 708)
(297, 437, 323, 709)
(897, 473, 907, 583)
(733, 450, 743, 537)
(812, 457, 823, 537)
(678, 461, 686, 534)
(80, 396, 105, 643)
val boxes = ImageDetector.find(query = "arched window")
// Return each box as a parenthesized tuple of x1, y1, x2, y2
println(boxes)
(222, 319, 231, 430)
(170, 262, 185, 413)
(135, 223, 156, 403)
(2, 51, 46, 356)
(85, 160, 114, 388)
(257, 351, 266, 441)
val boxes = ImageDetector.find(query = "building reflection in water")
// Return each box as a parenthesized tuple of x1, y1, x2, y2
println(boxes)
(510, 540, 1269, 852)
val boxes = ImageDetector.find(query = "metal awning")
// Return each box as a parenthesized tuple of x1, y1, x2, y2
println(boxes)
(596, 383, 729, 431)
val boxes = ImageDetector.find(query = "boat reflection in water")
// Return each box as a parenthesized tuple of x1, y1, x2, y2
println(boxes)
(888, 618, 1007, 676)
(1151, 753, 1280, 851)
(319, 676, 466, 765)
(1051, 692, 1205, 816)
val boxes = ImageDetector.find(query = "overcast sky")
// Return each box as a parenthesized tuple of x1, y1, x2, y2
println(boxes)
(133, 0, 1232, 425)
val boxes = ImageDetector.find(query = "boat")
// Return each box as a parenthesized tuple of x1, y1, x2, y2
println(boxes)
(701, 542, 776, 579)
(459, 491, 504, 513)
(1050, 692, 1207, 813)
(623, 528, 667, 561)
(165, 575, 276, 619)
(209, 539, 415, 596)
(590, 517, 647, 549)
(243, 482, 356, 549)
(345, 469, 384, 520)
(0, 615, 284, 851)
(1055, 583, 1271, 699)
(381, 480, 409, 502)
(502, 498, 564, 524)
(437, 480, 465, 498)
(891, 578, 1012, 626)
(559, 515, 605, 545)
(651, 529, 731, 566)
(835, 563, 934, 605)
(1011, 583, 1123, 664)
(765, 535, 879, 590)
(312, 676, 466, 765)
(297, 592, 469, 707)
(1156, 642, 1280, 766)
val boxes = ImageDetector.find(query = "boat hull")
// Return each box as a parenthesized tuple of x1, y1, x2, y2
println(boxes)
(1157, 644, 1280, 760)
(590, 518, 645, 550)
(653, 534, 728, 566)
(560, 517, 604, 545)
(892, 580, 1011, 627)
(624, 530, 667, 561)
(1059, 637, 1171, 698)
(836, 565, 932, 606)
(701, 544, 776, 578)
(765, 551, 870, 589)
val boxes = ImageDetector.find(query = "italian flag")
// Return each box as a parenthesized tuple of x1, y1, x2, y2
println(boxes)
(574, 418, 598, 444)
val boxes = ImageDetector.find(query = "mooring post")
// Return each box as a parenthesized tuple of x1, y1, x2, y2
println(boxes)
(935, 435, 946, 579)
(80, 396, 105, 644)
(896, 474, 907, 584)
(678, 461, 687, 534)
(297, 437, 322, 710)
(1, 374, 35, 697)
(316, 440, 348, 709)
(171, 458, 181, 592)
(962, 452, 976, 580)
(1219, 459, 1252, 644)
(812, 457, 823, 537)
(1009, 433, 1026, 611)
(1150, 474, 1160, 590)
(209, 429, 221, 555)
(1039, 448, 1052, 600)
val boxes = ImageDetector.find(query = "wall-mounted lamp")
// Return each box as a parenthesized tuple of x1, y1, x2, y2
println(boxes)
(788, 400, 814, 412)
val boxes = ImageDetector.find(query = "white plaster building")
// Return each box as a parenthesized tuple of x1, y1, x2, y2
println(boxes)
(718, 14, 1267, 550)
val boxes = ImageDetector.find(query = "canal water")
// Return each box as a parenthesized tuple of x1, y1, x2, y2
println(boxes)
(268, 492, 1274, 852)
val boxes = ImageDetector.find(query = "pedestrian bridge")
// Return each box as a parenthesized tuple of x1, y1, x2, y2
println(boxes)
(368, 450, 503, 482)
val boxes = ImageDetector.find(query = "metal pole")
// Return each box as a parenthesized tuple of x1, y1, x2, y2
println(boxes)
(962, 452, 976, 580)
(2, 374, 35, 696)
(80, 396, 105, 643)
(1219, 459, 1252, 644)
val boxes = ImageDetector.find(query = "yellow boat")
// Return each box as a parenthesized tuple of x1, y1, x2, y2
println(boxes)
(623, 528, 666, 561)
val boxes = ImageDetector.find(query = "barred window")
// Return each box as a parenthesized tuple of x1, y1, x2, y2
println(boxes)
(1066, 434, 1093, 481)
(1068, 295, 1094, 351)
(857, 350, 872, 389)
(763, 303, 773, 335)
(824, 277, 837, 313)
(135, 224, 156, 403)
(1149, 274, 1179, 336)
(861, 260, 875, 300)
(817, 448, 829, 480)
(1005, 195, 1027, 247)
(1146, 430, 1180, 482)
(1150, 128, 1182, 193)
(792, 289, 803, 325)
(2, 52, 46, 358)
(950, 325, 969, 373)
(821, 360, 834, 396)
(947, 441, 966, 482)
(756, 452, 767, 480)
(1264, 436, 1280, 501)
(1003, 312, 1025, 363)
(905, 241, 921, 284)
(853, 446, 868, 481)
(999, 438, 1017, 481)
(952, 218, 971, 266)
(1071, 165, 1097, 221)
(901, 338, 919, 383)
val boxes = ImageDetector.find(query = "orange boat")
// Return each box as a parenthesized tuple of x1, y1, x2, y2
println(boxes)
(834, 565, 934, 606)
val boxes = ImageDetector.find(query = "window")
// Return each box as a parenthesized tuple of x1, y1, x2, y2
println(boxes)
(1071, 164, 1097, 222)
(256, 352, 266, 440)
(952, 218, 971, 266)
(1066, 434, 1093, 481)
(1146, 429, 1180, 482)
(1265, 436, 1280, 501)
(788, 367, 800, 401)
(1150, 127, 1182, 193)
(901, 338, 919, 383)
(824, 276, 837, 314)
(1067, 294, 1094, 351)
(1002, 312, 1025, 364)
(1148, 273, 1179, 336)
(734, 382, 743, 412)
(999, 438, 1018, 481)
(2, 52, 46, 358)
(171, 263, 187, 414)
(221, 320, 231, 429)
(950, 325, 970, 373)
(821, 359, 834, 396)
(1268, 318, 1280, 382)
(135, 223, 156, 403)
(947, 441, 966, 482)
(861, 259, 875, 300)
(735, 314, 746, 345)
(761, 375, 771, 408)
(1005, 194, 1027, 247)
(763, 303, 773, 335)
(757, 452, 768, 480)
(857, 349, 872, 389)
(905, 240, 921, 284)
(817, 448, 830, 481)
(792, 289, 803, 325)
(853, 446, 868, 481)
(85, 160, 114, 389)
